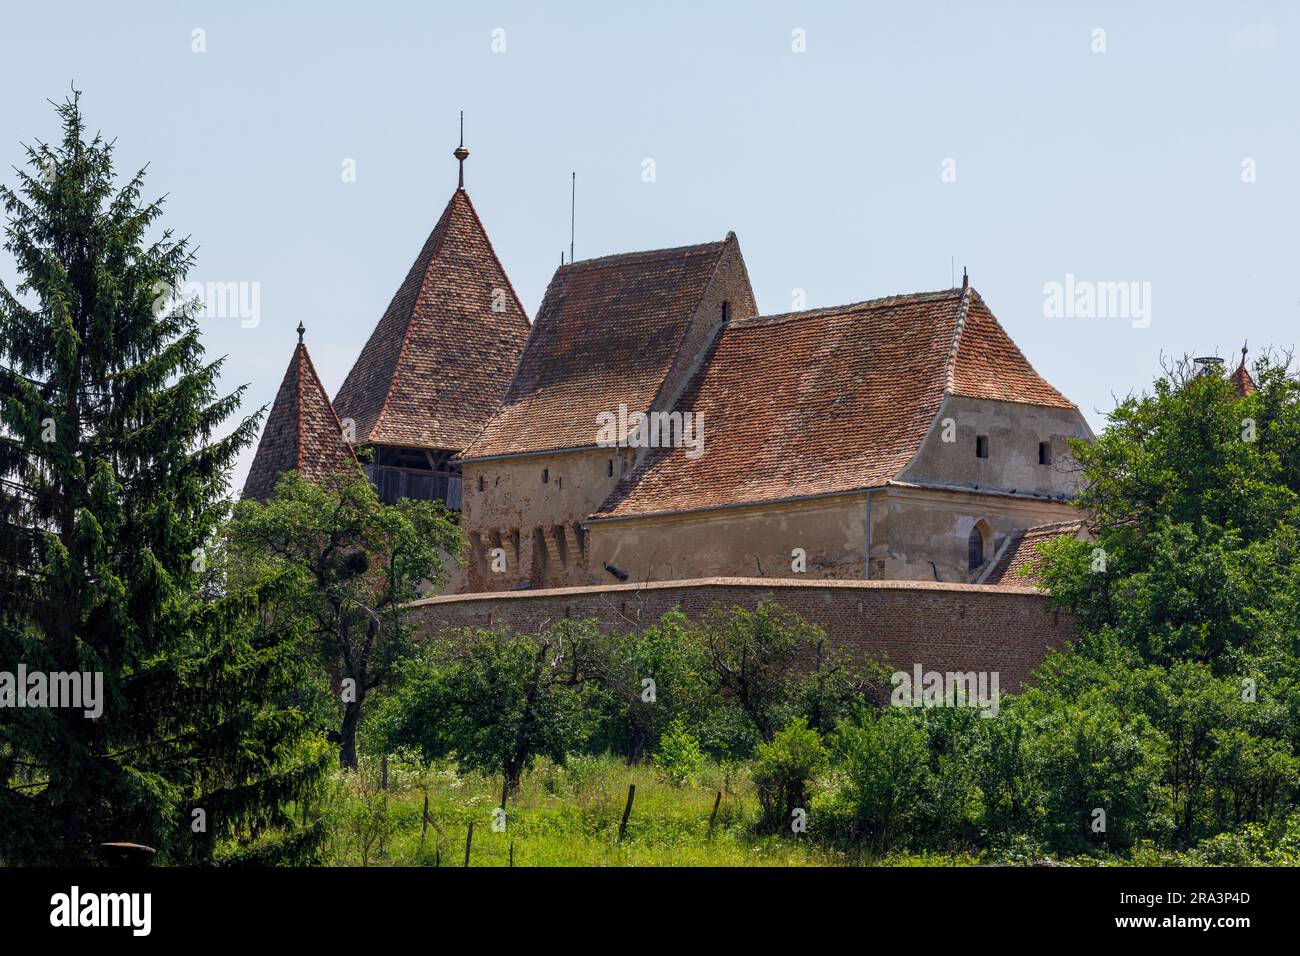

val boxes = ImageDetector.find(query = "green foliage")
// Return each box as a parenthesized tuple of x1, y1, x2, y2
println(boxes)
(385, 621, 591, 803)
(1039, 356, 1300, 670)
(704, 598, 878, 749)
(0, 93, 328, 864)
(582, 610, 711, 761)
(752, 717, 828, 830)
(652, 717, 704, 786)
(820, 708, 932, 852)
(226, 472, 462, 768)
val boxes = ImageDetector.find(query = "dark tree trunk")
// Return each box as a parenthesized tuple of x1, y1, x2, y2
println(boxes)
(339, 700, 362, 770)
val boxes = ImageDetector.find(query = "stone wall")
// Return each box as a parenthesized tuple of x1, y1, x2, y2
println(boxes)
(408, 576, 1074, 691)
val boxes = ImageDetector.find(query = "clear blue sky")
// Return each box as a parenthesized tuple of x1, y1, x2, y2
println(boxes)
(3, 2, 1297, 493)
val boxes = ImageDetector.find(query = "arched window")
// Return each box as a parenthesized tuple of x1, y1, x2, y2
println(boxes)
(968, 521, 990, 572)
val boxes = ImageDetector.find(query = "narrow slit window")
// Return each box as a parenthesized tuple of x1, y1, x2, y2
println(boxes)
(976, 435, 989, 459)
(968, 523, 988, 571)
(1038, 441, 1051, 466)
(542, 468, 549, 484)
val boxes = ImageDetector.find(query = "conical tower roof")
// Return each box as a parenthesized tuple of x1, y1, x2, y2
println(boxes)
(243, 332, 359, 501)
(333, 186, 530, 451)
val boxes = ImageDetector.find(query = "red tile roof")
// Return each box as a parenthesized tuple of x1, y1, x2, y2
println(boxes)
(592, 287, 1076, 519)
(333, 189, 530, 451)
(461, 237, 740, 460)
(979, 519, 1086, 585)
(242, 341, 360, 501)
(949, 293, 1075, 407)
(1229, 358, 1258, 397)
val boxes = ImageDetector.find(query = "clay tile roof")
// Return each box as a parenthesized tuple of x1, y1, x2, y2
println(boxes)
(593, 286, 1075, 520)
(948, 291, 1075, 408)
(332, 189, 530, 452)
(979, 519, 1086, 585)
(461, 238, 734, 460)
(242, 341, 360, 501)
(1229, 361, 1258, 397)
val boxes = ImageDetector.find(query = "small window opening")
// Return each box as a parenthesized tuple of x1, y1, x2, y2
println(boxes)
(722, 301, 731, 323)
(968, 522, 988, 571)
(542, 468, 549, 484)
(607, 459, 614, 477)
(975, 435, 989, 459)
(1038, 441, 1051, 466)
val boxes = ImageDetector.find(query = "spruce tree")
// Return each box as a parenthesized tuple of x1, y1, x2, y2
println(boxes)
(0, 92, 329, 865)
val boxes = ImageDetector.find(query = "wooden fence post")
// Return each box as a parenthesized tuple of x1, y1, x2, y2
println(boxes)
(618, 784, 636, 842)
(708, 791, 722, 835)
(464, 821, 474, 867)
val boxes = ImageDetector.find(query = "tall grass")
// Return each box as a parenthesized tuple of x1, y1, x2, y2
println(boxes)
(319, 755, 886, 867)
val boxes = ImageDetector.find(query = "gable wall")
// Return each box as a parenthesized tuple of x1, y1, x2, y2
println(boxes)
(899, 394, 1092, 497)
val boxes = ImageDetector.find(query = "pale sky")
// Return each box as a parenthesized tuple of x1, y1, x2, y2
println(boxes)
(2, 1, 1297, 494)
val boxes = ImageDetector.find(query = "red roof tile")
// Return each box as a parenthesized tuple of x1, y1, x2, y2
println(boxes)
(243, 341, 360, 501)
(1229, 358, 1258, 397)
(979, 519, 1086, 585)
(333, 189, 530, 451)
(592, 286, 1076, 519)
(949, 292, 1075, 408)
(461, 237, 740, 460)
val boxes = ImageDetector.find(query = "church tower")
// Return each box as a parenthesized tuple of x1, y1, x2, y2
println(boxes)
(332, 120, 531, 507)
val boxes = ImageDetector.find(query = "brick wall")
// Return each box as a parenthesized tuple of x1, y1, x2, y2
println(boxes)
(408, 576, 1073, 691)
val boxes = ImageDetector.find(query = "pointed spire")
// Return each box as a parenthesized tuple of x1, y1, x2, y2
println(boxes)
(1229, 340, 1258, 397)
(242, 337, 359, 501)
(961, 266, 969, 291)
(454, 111, 469, 190)
(297, 320, 306, 344)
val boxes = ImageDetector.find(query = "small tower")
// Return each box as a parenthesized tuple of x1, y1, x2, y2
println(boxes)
(1229, 342, 1258, 397)
(242, 325, 359, 501)
(331, 118, 529, 508)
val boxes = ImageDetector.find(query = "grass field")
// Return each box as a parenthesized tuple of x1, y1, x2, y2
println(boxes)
(320, 755, 979, 867)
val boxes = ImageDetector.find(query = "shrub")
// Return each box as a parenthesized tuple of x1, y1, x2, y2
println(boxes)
(752, 717, 829, 831)
(652, 718, 704, 786)
(828, 708, 931, 853)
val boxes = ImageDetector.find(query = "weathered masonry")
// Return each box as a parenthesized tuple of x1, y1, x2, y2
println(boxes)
(408, 577, 1076, 692)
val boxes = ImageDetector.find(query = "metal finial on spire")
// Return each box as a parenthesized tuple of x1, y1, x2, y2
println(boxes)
(454, 111, 469, 189)
(1241, 340, 1249, 365)
(296, 321, 305, 344)
(962, 266, 968, 291)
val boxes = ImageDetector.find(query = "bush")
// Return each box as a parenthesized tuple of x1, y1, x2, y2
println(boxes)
(752, 717, 829, 831)
(652, 718, 704, 786)
(828, 709, 931, 853)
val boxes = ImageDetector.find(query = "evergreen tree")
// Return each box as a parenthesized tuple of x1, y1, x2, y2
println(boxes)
(0, 92, 329, 865)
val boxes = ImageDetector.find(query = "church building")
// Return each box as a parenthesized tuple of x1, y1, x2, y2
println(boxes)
(251, 133, 1266, 596)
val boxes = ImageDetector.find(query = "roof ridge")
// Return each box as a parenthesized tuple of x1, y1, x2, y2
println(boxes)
(730, 289, 960, 329)
(1024, 518, 1085, 532)
(368, 193, 460, 440)
(642, 234, 735, 411)
(294, 344, 306, 472)
(457, 188, 529, 325)
(942, 285, 973, 394)
(298, 340, 359, 467)
(560, 238, 728, 273)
